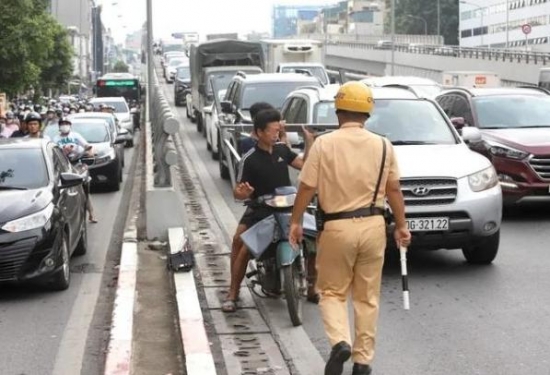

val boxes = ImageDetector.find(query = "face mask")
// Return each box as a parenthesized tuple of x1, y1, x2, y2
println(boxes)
(60, 125, 71, 133)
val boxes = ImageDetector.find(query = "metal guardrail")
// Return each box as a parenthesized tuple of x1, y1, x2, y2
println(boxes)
(150, 69, 179, 187)
(297, 33, 444, 46)
(323, 38, 550, 65)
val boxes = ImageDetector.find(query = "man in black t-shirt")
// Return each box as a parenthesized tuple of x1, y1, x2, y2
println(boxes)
(222, 108, 313, 313)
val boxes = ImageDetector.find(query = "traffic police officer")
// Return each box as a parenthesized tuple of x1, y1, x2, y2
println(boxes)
(289, 81, 411, 375)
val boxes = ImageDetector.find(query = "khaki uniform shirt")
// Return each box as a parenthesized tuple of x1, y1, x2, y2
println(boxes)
(300, 123, 400, 213)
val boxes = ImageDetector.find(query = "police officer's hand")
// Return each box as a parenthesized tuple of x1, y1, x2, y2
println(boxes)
(289, 222, 303, 250)
(301, 125, 316, 142)
(235, 182, 254, 199)
(394, 225, 412, 249)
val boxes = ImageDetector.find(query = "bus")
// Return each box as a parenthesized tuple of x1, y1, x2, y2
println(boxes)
(95, 73, 142, 103)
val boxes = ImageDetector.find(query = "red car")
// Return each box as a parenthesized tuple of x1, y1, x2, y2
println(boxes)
(436, 87, 550, 205)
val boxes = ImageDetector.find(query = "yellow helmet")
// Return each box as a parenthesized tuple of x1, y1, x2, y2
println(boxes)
(334, 81, 374, 114)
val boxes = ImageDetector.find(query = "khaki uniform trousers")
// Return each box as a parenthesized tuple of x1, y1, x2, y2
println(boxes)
(316, 215, 386, 365)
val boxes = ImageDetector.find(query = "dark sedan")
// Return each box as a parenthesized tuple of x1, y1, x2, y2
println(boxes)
(0, 139, 87, 290)
(174, 65, 191, 107)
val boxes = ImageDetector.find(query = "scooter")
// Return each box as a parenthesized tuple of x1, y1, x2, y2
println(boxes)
(240, 186, 318, 327)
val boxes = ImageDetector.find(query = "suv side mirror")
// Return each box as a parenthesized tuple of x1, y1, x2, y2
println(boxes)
(450, 117, 466, 130)
(461, 127, 482, 144)
(220, 101, 233, 114)
(60, 172, 84, 189)
(329, 76, 337, 84)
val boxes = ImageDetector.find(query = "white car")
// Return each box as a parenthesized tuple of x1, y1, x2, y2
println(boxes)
(89, 97, 134, 147)
(361, 76, 443, 99)
(281, 84, 503, 264)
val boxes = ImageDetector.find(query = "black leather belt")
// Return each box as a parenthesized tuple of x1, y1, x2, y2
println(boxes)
(323, 207, 385, 222)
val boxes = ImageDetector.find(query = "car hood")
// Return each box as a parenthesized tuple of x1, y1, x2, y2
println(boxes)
(481, 128, 550, 155)
(92, 142, 113, 156)
(394, 144, 491, 179)
(0, 188, 52, 224)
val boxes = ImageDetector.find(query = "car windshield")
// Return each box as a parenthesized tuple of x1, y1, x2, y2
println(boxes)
(177, 66, 190, 79)
(71, 115, 116, 134)
(0, 148, 49, 189)
(314, 102, 338, 124)
(280, 66, 328, 84)
(169, 58, 187, 67)
(473, 95, 550, 129)
(365, 99, 457, 144)
(44, 122, 110, 143)
(97, 101, 128, 113)
(242, 82, 320, 109)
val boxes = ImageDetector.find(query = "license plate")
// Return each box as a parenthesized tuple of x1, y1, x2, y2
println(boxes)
(406, 217, 449, 232)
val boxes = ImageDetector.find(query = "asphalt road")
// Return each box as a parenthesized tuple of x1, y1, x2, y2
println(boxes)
(166, 84, 550, 375)
(0, 137, 137, 375)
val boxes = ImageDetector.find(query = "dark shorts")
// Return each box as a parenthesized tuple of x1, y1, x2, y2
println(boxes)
(238, 206, 272, 228)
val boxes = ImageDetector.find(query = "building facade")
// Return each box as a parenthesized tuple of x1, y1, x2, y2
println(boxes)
(91, 5, 105, 81)
(272, 4, 325, 38)
(460, 0, 550, 51)
(320, 0, 385, 35)
(50, 0, 94, 80)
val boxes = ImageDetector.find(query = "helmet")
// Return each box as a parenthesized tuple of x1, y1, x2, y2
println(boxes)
(6, 111, 14, 119)
(334, 82, 374, 114)
(25, 112, 42, 123)
(59, 117, 72, 126)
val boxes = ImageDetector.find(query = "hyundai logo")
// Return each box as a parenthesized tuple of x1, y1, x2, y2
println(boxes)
(412, 187, 431, 196)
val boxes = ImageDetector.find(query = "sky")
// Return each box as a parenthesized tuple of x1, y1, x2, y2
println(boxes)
(97, 0, 335, 44)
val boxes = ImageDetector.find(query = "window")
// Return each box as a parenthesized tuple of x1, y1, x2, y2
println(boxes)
(53, 148, 70, 173)
(473, 95, 550, 129)
(452, 96, 474, 126)
(0, 148, 49, 189)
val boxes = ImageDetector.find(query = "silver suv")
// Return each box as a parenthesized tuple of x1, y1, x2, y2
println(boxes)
(281, 84, 503, 264)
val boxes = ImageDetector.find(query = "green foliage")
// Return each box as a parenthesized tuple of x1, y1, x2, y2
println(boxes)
(0, 0, 74, 96)
(113, 60, 130, 73)
(385, 0, 459, 45)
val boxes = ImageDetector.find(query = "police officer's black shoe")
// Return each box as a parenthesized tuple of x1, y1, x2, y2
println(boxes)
(324, 341, 351, 375)
(352, 363, 373, 375)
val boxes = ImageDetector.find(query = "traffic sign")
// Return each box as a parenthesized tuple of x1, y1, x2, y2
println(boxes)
(522, 24, 532, 35)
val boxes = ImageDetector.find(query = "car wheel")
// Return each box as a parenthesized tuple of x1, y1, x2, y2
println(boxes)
(126, 139, 134, 148)
(462, 230, 500, 265)
(74, 220, 88, 256)
(119, 164, 123, 182)
(49, 234, 71, 291)
(196, 112, 202, 132)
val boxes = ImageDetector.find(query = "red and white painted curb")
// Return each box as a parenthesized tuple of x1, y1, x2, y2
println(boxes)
(169, 227, 217, 375)
(104, 242, 138, 375)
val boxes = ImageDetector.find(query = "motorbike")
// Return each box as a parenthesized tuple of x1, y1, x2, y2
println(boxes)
(66, 150, 92, 195)
(240, 186, 318, 327)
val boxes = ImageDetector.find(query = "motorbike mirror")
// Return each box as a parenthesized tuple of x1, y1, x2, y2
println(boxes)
(60, 172, 84, 189)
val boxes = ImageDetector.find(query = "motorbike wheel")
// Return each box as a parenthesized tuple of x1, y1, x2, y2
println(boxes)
(283, 262, 303, 327)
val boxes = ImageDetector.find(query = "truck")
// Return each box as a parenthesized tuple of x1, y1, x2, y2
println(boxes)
(261, 39, 331, 85)
(206, 33, 238, 41)
(442, 71, 501, 88)
(188, 39, 264, 135)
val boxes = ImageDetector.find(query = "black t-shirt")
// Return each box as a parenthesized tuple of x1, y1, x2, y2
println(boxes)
(237, 143, 298, 199)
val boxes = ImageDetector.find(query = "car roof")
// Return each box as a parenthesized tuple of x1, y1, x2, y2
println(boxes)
(236, 73, 320, 84)
(443, 87, 549, 97)
(362, 76, 440, 86)
(292, 84, 419, 101)
(89, 97, 126, 102)
(69, 112, 115, 118)
(204, 66, 262, 73)
(70, 118, 109, 125)
(0, 138, 47, 149)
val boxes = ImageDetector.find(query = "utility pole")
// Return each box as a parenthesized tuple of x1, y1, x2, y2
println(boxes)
(505, 0, 509, 48)
(146, 0, 153, 122)
(437, 0, 441, 41)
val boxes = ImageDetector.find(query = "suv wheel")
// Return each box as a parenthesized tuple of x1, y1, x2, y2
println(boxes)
(462, 230, 500, 265)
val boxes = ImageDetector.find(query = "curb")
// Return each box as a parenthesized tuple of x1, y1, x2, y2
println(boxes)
(169, 227, 217, 375)
(103, 242, 138, 375)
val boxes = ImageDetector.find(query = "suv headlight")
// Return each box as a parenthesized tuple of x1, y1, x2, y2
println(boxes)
(1, 203, 55, 233)
(468, 166, 498, 192)
(486, 141, 529, 160)
(95, 149, 116, 164)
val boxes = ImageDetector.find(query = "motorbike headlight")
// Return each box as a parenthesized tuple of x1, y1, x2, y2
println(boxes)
(264, 194, 296, 208)
(2, 203, 54, 233)
(95, 149, 116, 164)
(468, 166, 498, 192)
(486, 141, 529, 160)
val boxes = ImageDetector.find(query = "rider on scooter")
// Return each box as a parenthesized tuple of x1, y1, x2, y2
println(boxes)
(223, 108, 315, 313)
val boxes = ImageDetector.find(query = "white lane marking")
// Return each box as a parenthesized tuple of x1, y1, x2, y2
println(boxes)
(166, 87, 326, 375)
(103, 242, 138, 375)
(169, 227, 217, 375)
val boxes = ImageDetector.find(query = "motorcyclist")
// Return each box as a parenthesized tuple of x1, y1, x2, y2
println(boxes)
(53, 118, 98, 223)
(222, 108, 314, 313)
(24, 112, 49, 139)
(1, 112, 19, 138)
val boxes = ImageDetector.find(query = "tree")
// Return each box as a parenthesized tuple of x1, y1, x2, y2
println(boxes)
(113, 60, 130, 73)
(0, 0, 74, 97)
(39, 23, 74, 96)
(385, 0, 459, 45)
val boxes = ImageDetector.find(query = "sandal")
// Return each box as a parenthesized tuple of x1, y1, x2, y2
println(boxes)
(222, 299, 237, 313)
